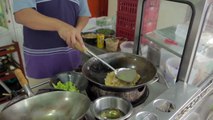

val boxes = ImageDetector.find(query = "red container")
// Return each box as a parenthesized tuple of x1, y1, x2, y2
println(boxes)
(116, 0, 160, 42)
(116, 26, 135, 41)
(117, 0, 138, 14)
(116, 11, 136, 30)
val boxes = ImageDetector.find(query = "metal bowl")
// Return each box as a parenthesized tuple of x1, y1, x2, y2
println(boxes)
(50, 71, 88, 92)
(91, 96, 133, 120)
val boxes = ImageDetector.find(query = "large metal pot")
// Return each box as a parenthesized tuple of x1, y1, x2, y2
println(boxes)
(0, 69, 91, 120)
(82, 52, 157, 103)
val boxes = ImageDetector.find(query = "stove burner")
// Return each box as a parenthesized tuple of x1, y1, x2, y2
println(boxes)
(86, 86, 149, 107)
(132, 86, 149, 107)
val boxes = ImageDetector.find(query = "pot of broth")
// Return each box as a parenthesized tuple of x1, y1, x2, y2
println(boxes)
(82, 52, 158, 103)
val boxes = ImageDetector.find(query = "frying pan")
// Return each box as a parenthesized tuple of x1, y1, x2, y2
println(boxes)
(82, 52, 158, 92)
(0, 69, 91, 120)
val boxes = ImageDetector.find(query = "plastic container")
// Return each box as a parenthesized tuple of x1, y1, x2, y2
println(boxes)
(164, 57, 181, 85)
(105, 37, 119, 52)
(160, 48, 178, 71)
(120, 41, 134, 53)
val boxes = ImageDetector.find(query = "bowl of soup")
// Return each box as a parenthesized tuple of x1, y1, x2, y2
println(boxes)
(91, 96, 133, 120)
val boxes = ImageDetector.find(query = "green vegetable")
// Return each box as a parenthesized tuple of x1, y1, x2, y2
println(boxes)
(99, 108, 125, 119)
(53, 81, 79, 92)
(96, 28, 115, 36)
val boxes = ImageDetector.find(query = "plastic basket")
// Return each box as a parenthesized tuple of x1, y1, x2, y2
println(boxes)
(116, 26, 135, 41)
(117, 0, 138, 14)
(116, 11, 136, 30)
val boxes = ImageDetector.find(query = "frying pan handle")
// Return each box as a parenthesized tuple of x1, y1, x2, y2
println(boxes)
(147, 73, 159, 85)
(74, 42, 87, 53)
(14, 69, 34, 97)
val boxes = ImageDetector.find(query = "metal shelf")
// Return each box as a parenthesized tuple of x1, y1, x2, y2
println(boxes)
(145, 26, 185, 57)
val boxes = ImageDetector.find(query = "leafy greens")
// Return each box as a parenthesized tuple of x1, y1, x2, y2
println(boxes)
(53, 81, 79, 92)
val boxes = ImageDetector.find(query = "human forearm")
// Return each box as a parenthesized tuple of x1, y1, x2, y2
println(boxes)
(75, 16, 89, 31)
(14, 8, 86, 52)
(14, 8, 69, 31)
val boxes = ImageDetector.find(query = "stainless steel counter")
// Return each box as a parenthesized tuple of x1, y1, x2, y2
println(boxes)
(131, 82, 199, 120)
(84, 81, 168, 120)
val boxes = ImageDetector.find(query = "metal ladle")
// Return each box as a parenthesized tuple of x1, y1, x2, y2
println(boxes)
(76, 44, 137, 82)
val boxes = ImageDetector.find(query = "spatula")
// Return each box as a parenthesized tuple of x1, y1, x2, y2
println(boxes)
(75, 43, 137, 82)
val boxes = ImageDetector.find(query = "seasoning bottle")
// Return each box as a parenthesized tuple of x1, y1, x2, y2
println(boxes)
(97, 34, 105, 49)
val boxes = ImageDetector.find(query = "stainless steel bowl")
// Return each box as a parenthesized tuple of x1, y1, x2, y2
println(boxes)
(50, 71, 88, 92)
(91, 96, 133, 120)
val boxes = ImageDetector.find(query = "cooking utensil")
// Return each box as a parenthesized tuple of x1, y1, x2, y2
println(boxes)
(85, 48, 137, 83)
(91, 96, 133, 120)
(50, 71, 88, 92)
(82, 52, 158, 91)
(75, 43, 137, 82)
(0, 69, 91, 120)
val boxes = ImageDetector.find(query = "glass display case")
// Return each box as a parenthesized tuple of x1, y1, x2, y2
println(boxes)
(134, 0, 213, 88)
(131, 0, 213, 119)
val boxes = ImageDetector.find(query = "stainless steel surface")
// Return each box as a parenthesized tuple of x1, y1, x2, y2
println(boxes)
(133, 0, 145, 54)
(131, 111, 159, 120)
(178, 76, 213, 120)
(23, 84, 34, 97)
(183, 91, 213, 120)
(90, 96, 133, 120)
(129, 82, 199, 120)
(153, 99, 176, 113)
(86, 49, 137, 83)
(50, 71, 88, 91)
(0, 91, 91, 120)
(30, 80, 50, 90)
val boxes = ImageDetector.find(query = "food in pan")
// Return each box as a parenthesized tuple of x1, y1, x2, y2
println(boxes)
(53, 81, 79, 92)
(82, 33, 97, 39)
(105, 71, 140, 87)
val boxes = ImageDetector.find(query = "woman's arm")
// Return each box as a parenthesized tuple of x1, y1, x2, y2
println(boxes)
(14, 8, 66, 31)
(76, 16, 89, 32)
(14, 8, 85, 50)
